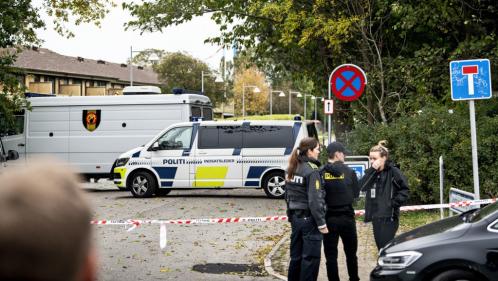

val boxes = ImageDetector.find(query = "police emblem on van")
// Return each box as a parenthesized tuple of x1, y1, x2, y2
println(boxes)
(82, 110, 101, 132)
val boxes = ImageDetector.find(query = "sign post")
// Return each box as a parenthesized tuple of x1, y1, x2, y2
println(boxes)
(328, 64, 367, 144)
(450, 59, 492, 201)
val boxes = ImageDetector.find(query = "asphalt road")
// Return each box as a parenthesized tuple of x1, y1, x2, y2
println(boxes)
(84, 181, 288, 281)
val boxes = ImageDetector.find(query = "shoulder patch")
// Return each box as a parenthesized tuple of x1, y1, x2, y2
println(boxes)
(307, 162, 318, 170)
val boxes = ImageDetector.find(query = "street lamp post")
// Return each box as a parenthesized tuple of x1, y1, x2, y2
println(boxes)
(201, 70, 223, 93)
(129, 46, 159, 86)
(269, 89, 285, 115)
(288, 91, 302, 115)
(242, 84, 261, 118)
(310, 95, 317, 120)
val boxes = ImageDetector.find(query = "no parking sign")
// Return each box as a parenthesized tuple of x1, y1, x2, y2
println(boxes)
(326, 64, 367, 144)
(329, 64, 367, 101)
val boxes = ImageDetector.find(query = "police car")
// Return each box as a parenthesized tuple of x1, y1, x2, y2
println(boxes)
(113, 119, 319, 199)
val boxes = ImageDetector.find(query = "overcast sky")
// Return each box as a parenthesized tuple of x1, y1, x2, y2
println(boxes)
(34, 1, 230, 69)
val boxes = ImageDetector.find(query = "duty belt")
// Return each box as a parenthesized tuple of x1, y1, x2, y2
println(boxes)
(291, 209, 311, 218)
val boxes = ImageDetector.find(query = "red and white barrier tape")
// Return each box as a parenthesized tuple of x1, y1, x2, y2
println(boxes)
(354, 198, 496, 216)
(91, 198, 496, 249)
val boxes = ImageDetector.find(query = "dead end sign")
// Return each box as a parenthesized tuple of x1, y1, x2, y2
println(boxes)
(329, 64, 367, 101)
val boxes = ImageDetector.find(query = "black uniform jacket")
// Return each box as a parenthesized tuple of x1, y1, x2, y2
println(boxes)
(360, 161, 409, 222)
(286, 157, 327, 228)
(320, 161, 359, 216)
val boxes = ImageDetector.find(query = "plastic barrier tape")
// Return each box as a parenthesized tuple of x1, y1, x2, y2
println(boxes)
(91, 198, 496, 249)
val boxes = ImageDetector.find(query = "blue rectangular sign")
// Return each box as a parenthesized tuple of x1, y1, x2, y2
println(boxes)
(347, 164, 366, 179)
(450, 59, 492, 101)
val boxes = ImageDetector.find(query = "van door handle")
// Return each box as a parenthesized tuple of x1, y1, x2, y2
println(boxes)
(18, 143, 25, 147)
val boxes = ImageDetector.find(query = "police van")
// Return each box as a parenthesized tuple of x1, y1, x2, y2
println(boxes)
(113, 119, 319, 198)
(0, 93, 212, 180)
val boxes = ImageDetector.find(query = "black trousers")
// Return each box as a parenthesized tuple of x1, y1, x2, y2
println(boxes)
(372, 217, 399, 250)
(323, 214, 359, 281)
(288, 215, 323, 281)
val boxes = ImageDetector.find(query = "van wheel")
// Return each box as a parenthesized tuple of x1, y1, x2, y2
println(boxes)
(129, 171, 157, 198)
(263, 171, 286, 199)
(155, 188, 172, 196)
(431, 269, 480, 281)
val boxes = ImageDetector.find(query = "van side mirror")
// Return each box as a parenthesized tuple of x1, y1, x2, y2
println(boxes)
(7, 150, 19, 161)
(150, 142, 159, 151)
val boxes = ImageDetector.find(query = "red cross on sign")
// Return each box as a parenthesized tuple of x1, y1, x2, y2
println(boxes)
(329, 64, 367, 102)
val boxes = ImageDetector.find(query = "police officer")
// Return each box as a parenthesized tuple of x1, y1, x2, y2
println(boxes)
(360, 141, 409, 250)
(320, 142, 360, 281)
(286, 137, 328, 281)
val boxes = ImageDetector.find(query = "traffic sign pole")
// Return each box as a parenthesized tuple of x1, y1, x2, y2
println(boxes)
(327, 64, 367, 145)
(327, 72, 332, 145)
(450, 58, 491, 201)
(469, 100, 480, 200)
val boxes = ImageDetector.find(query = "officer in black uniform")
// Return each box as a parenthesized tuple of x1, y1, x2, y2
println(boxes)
(286, 137, 328, 281)
(320, 142, 360, 281)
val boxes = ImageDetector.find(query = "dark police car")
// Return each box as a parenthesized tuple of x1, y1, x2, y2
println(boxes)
(371, 201, 498, 281)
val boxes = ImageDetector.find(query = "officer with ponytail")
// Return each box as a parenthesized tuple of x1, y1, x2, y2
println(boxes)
(286, 137, 328, 281)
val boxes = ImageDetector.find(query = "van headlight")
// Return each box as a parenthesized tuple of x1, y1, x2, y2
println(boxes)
(378, 251, 422, 270)
(115, 157, 130, 167)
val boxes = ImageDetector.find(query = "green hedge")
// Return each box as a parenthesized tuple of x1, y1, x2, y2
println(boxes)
(346, 103, 498, 204)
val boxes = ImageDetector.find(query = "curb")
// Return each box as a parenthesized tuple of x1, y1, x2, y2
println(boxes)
(264, 233, 288, 280)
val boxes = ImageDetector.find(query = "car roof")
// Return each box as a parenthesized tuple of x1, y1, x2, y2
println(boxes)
(172, 120, 312, 127)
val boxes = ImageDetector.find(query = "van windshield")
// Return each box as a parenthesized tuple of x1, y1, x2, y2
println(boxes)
(0, 110, 25, 136)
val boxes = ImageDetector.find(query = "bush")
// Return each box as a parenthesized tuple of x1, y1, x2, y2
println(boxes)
(346, 103, 498, 204)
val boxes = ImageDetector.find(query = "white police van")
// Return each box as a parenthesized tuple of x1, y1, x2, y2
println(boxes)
(113, 119, 319, 199)
(0, 93, 212, 181)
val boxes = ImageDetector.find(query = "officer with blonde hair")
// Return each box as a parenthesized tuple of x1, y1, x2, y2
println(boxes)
(0, 159, 96, 281)
(360, 140, 409, 250)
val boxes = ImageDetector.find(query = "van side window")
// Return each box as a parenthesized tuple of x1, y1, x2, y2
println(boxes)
(218, 126, 242, 148)
(243, 126, 293, 148)
(202, 107, 213, 120)
(156, 127, 192, 150)
(198, 126, 243, 149)
(0, 111, 25, 136)
(198, 126, 219, 148)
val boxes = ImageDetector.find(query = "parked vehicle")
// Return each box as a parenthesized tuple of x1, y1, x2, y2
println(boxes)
(371, 201, 498, 281)
(0, 135, 19, 171)
(0, 93, 212, 181)
(113, 119, 320, 198)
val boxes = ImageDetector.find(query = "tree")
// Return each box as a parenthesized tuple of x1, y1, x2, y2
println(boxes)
(0, 0, 113, 126)
(124, 0, 498, 130)
(233, 66, 268, 116)
(155, 52, 224, 105)
(130, 48, 166, 67)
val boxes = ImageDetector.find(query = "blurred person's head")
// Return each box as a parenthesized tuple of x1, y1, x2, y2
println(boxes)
(0, 159, 95, 281)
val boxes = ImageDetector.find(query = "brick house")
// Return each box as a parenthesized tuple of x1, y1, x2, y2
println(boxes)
(11, 47, 160, 96)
